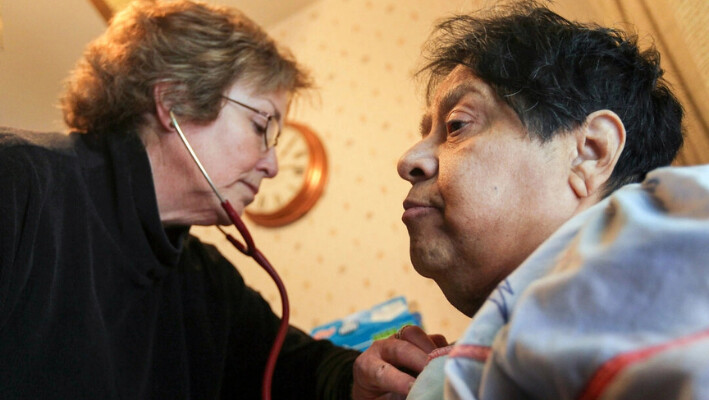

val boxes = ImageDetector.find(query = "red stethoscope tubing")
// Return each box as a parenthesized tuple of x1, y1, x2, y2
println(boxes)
(220, 200, 290, 400)
(169, 111, 288, 400)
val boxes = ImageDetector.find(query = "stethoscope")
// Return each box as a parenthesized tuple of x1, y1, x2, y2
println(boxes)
(169, 110, 288, 400)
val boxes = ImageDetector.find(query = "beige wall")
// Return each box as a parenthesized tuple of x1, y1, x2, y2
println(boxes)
(0, 0, 106, 132)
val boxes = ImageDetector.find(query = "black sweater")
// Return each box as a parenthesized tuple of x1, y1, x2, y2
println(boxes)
(0, 127, 357, 399)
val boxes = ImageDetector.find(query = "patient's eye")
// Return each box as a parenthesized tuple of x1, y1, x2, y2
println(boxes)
(444, 110, 474, 137)
(445, 120, 466, 135)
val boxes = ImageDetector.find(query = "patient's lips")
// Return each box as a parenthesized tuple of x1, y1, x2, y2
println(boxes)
(402, 198, 438, 223)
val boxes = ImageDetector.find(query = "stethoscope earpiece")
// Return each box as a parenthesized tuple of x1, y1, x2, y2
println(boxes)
(168, 110, 177, 129)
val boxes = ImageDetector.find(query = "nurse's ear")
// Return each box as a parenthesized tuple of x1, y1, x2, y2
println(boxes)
(568, 110, 626, 199)
(153, 82, 176, 132)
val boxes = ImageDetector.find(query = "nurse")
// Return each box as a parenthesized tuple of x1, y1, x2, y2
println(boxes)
(0, 1, 358, 398)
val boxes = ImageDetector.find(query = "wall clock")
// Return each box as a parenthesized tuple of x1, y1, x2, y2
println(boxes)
(245, 121, 328, 227)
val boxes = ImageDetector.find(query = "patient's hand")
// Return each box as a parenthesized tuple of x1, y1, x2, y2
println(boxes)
(352, 325, 448, 400)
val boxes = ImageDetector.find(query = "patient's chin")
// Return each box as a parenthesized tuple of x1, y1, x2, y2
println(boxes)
(409, 242, 449, 279)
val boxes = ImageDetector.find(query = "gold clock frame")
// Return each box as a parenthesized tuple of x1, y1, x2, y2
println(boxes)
(245, 122, 329, 227)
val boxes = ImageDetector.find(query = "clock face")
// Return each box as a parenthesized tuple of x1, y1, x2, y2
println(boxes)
(245, 122, 328, 227)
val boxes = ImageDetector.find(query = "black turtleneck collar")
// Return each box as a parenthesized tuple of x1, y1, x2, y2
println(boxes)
(75, 131, 188, 283)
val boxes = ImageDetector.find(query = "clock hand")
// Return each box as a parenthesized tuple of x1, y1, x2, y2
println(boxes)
(293, 149, 308, 159)
(278, 164, 306, 174)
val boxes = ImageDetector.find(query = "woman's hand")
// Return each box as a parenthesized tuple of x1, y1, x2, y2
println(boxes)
(351, 325, 448, 400)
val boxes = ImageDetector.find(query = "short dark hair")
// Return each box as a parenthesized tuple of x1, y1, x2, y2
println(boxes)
(418, 1, 684, 195)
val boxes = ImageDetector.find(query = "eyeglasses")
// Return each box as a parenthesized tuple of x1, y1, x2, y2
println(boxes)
(223, 96, 280, 150)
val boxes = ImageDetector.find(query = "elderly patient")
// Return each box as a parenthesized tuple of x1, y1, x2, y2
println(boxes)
(353, 2, 709, 399)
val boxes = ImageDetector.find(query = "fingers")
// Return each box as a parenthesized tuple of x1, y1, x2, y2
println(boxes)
(352, 337, 429, 399)
(351, 326, 450, 400)
(371, 355, 415, 393)
(378, 335, 430, 373)
(429, 334, 449, 348)
(395, 325, 439, 354)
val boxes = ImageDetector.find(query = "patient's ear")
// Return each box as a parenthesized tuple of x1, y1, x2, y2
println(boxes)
(568, 110, 626, 199)
(153, 83, 175, 132)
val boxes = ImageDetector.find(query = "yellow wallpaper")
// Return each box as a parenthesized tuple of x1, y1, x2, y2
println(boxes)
(0, 7, 4, 50)
(103, 0, 136, 11)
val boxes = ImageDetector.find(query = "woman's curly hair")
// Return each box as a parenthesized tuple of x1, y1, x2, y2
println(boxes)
(62, 0, 311, 134)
